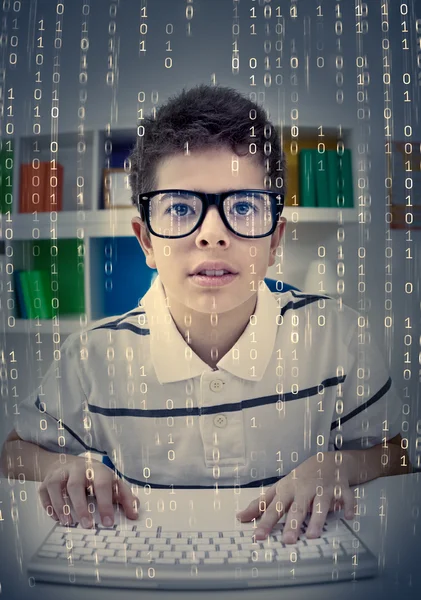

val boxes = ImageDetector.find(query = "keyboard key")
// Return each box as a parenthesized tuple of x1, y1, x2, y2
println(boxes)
(298, 547, 321, 556)
(82, 555, 98, 562)
(43, 544, 69, 554)
(86, 542, 106, 549)
(47, 533, 64, 544)
(37, 551, 58, 559)
(305, 537, 326, 545)
(195, 544, 214, 552)
(105, 556, 128, 563)
(84, 534, 105, 543)
(94, 549, 115, 557)
(155, 558, 176, 564)
(174, 544, 193, 552)
(72, 548, 94, 556)
(108, 543, 127, 551)
(116, 550, 138, 558)
(231, 550, 253, 558)
(179, 558, 200, 564)
(220, 544, 239, 552)
(217, 538, 234, 546)
(63, 533, 85, 541)
(130, 543, 151, 552)
(140, 551, 161, 558)
(208, 551, 228, 559)
(191, 551, 206, 559)
(204, 558, 225, 564)
(121, 530, 138, 538)
(319, 547, 344, 558)
(129, 557, 154, 565)
(228, 557, 250, 564)
(240, 542, 263, 550)
(162, 551, 183, 558)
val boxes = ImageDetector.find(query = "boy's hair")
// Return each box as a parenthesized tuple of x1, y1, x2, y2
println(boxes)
(128, 84, 287, 238)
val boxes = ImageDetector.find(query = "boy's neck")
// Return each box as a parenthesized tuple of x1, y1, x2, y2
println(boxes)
(165, 293, 258, 369)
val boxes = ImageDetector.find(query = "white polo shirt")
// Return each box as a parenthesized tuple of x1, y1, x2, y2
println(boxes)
(14, 274, 403, 489)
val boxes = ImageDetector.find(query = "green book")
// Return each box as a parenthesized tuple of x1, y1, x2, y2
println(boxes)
(0, 143, 14, 214)
(26, 270, 53, 319)
(314, 149, 329, 207)
(327, 151, 339, 208)
(339, 149, 354, 208)
(19, 271, 36, 319)
(299, 150, 316, 207)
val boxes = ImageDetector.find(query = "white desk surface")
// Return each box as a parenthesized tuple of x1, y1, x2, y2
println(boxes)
(0, 473, 420, 600)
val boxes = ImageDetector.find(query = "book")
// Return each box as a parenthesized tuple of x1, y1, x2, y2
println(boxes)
(314, 149, 329, 207)
(25, 270, 53, 319)
(13, 271, 28, 319)
(19, 162, 47, 213)
(17, 271, 35, 318)
(44, 162, 64, 211)
(299, 149, 316, 207)
(0, 143, 14, 214)
(339, 149, 354, 208)
(19, 161, 64, 213)
(326, 151, 339, 208)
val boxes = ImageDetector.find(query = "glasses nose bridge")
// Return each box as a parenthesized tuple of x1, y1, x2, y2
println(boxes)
(201, 192, 224, 219)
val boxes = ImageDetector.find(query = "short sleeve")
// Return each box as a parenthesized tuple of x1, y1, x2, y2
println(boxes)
(329, 321, 403, 451)
(13, 333, 102, 456)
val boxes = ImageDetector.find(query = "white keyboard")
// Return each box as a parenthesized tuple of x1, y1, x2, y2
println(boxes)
(28, 514, 378, 589)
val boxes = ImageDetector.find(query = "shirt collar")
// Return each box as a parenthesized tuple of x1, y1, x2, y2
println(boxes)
(141, 274, 279, 384)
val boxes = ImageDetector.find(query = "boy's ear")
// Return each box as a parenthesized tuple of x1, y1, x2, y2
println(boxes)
(131, 216, 157, 270)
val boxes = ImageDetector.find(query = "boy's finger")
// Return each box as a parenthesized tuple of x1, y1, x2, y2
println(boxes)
(117, 481, 140, 519)
(92, 478, 115, 527)
(342, 485, 355, 519)
(236, 484, 278, 520)
(66, 477, 93, 528)
(46, 480, 72, 525)
(281, 496, 312, 544)
(253, 494, 289, 540)
(38, 486, 60, 521)
(306, 498, 331, 538)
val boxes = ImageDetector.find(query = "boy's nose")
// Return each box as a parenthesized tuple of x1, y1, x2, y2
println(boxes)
(195, 206, 231, 244)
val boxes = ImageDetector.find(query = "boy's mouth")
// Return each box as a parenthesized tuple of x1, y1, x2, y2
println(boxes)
(194, 269, 232, 277)
(190, 262, 238, 277)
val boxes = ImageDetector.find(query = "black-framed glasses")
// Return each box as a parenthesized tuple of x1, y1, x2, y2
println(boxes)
(136, 189, 285, 239)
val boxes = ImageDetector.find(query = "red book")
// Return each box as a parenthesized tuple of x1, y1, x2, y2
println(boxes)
(19, 162, 47, 213)
(44, 162, 63, 211)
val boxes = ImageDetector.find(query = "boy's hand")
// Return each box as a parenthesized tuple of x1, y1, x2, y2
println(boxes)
(236, 452, 355, 544)
(38, 457, 140, 528)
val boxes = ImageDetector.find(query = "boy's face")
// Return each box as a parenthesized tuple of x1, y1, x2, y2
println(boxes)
(131, 146, 287, 316)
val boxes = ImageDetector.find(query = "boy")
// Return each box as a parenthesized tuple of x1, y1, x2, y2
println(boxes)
(1, 84, 411, 545)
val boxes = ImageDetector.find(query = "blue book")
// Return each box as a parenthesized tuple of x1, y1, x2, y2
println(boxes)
(14, 271, 28, 319)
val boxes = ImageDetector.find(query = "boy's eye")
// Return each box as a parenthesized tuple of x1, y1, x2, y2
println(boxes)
(165, 203, 195, 216)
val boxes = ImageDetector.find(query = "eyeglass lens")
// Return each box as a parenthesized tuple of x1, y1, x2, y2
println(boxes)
(147, 191, 275, 237)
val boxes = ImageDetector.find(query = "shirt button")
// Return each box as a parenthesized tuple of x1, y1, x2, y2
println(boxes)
(213, 414, 227, 428)
(210, 379, 224, 392)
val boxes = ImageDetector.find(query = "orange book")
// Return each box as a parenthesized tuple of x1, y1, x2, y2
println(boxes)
(44, 162, 63, 211)
(19, 162, 47, 213)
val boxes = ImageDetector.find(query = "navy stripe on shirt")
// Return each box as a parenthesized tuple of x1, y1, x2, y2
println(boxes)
(101, 455, 285, 489)
(89, 291, 332, 335)
(34, 396, 106, 455)
(87, 375, 347, 419)
(330, 376, 392, 431)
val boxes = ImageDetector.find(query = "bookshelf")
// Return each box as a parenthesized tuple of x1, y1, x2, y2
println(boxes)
(0, 126, 358, 335)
